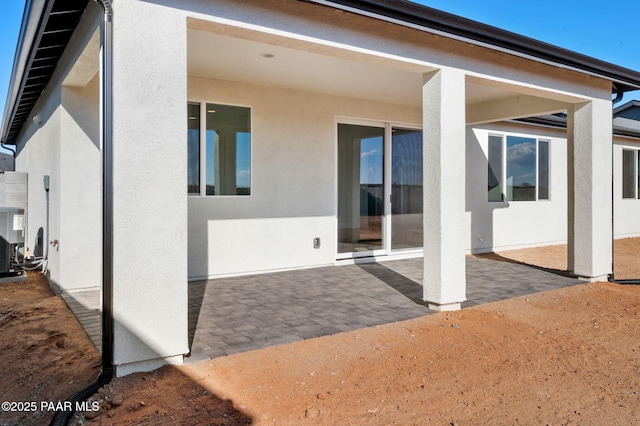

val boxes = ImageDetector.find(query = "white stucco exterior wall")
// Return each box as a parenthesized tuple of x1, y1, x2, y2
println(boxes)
(613, 137, 640, 238)
(466, 122, 568, 253)
(187, 76, 421, 278)
(15, 86, 63, 289)
(14, 4, 102, 294)
(59, 75, 101, 291)
(111, 0, 189, 375)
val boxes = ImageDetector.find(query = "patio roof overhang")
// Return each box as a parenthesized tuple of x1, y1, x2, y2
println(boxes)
(305, 0, 640, 94)
(513, 100, 640, 140)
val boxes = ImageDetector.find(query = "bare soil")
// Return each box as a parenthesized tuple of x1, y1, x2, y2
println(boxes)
(1, 241, 639, 425)
(479, 237, 640, 280)
(0, 274, 101, 425)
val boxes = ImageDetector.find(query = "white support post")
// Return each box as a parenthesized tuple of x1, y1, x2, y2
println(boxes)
(111, 2, 189, 375)
(422, 68, 467, 310)
(567, 99, 613, 281)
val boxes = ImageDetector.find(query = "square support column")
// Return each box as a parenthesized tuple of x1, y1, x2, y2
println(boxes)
(422, 68, 467, 310)
(567, 99, 613, 281)
(110, 2, 189, 375)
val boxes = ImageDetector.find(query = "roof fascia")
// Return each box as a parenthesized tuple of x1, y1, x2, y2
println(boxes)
(303, 0, 640, 93)
(511, 116, 640, 140)
(613, 100, 640, 116)
(1, 0, 50, 144)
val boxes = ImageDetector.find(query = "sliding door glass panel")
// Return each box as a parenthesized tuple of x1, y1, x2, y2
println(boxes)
(187, 103, 200, 194)
(506, 136, 536, 201)
(391, 128, 423, 250)
(538, 140, 550, 200)
(338, 124, 384, 254)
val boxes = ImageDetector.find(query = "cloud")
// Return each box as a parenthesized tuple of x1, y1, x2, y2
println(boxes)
(507, 141, 536, 167)
(361, 149, 381, 157)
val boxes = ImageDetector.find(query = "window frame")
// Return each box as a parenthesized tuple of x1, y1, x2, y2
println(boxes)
(187, 99, 253, 197)
(487, 133, 551, 203)
(622, 148, 640, 200)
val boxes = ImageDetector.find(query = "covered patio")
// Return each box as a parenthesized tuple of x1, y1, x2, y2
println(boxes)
(185, 256, 580, 362)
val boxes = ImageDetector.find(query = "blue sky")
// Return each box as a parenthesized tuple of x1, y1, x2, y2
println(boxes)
(1, 0, 640, 155)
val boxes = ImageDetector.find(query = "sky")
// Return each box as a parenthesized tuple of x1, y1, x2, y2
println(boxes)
(1, 0, 640, 155)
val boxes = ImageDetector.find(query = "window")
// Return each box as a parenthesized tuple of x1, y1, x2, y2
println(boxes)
(487, 135, 503, 202)
(488, 134, 550, 202)
(187, 103, 201, 194)
(622, 149, 639, 199)
(187, 102, 251, 196)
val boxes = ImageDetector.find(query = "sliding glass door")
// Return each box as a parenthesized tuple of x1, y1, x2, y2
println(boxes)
(390, 128, 423, 251)
(337, 122, 423, 258)
(337, 123, 385, 255)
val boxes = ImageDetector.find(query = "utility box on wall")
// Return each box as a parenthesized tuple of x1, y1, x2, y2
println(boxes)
(0, 172, 28, 272)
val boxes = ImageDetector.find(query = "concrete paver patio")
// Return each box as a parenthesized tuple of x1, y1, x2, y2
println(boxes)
(185, 256, 581, 362)
(60, 256, 582, 362)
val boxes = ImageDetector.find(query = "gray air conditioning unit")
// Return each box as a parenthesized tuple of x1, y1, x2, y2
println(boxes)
(0, 208, 25, 274)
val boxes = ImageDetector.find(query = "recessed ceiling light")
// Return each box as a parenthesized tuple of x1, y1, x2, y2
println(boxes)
(262, 53, 275, 59)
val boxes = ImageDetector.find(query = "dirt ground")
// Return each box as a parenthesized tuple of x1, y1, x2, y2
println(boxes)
(1, 240, 639, 425)
(480, 237, 640, 280)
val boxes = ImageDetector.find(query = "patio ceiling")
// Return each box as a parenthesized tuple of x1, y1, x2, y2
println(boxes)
(187, 29, 518, 111)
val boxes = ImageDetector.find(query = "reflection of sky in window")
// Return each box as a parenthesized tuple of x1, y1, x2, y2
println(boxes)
(236, 132, 251, 188)
(360, 136, 383, 184)
(206, 130, 216, 189)
(507, 136, 536, 186)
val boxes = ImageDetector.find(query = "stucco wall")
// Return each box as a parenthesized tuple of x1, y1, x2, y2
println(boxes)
(59, 74, 101, 290)
(614, 137, 640, 238)
(466, 123, 568, 253)
(188, 74, 640, 273)
(111, 0, 189, 375)
(187, 76, 421, 278)
(15, 4, 102, 294)
(15, 88, 63, 288)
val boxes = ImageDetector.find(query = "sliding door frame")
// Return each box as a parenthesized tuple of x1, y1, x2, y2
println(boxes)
(336, 117, 423, 260)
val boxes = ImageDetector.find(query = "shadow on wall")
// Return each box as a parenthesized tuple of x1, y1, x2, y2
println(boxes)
(466, 128, 508, 253)
(62, 75, 101, 150)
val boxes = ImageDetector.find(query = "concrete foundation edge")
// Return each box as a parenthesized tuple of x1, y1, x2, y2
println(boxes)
(115, 354, 183, 377)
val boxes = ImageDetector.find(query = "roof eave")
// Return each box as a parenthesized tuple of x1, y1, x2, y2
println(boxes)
(303, 0, 640, 93)
(1, 0, 47, 145)
(1, 0, 90, 145)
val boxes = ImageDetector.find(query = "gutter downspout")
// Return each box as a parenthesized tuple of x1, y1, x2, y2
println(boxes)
(1, 143, 16, 157)
(1, 142, 17, 175)
(608, 87, 640, 285)
(97, 0, 114, 382)
(49, 1, 114, 424)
